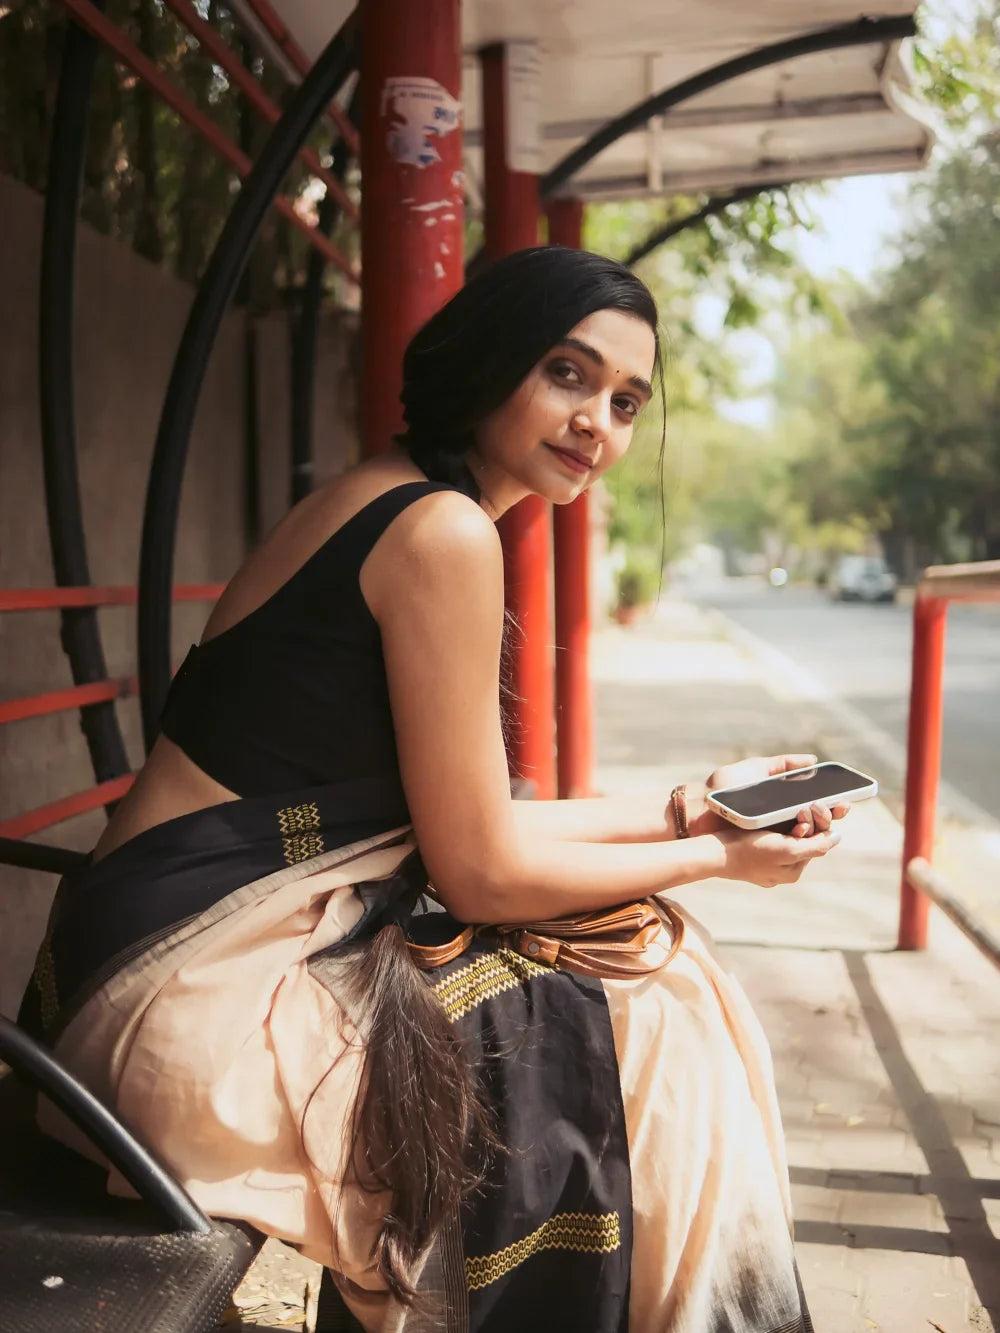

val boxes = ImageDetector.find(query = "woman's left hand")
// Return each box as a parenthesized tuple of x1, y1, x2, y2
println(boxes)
(686, 753, 851, 839)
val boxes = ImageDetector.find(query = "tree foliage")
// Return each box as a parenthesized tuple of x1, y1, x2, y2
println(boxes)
(767, 2, 1000, 575)
(775, 131, 1000, 574)
(0, 0, 348, 305)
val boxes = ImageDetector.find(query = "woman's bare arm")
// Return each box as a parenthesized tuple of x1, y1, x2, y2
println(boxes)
(364, 491, 839, 923)
(509, 759, 848, 845)
(510, 792, 683, 843)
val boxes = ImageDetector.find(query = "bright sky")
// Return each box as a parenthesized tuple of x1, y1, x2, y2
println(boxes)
(704, 0, 982, 425)
(788, 173, 912, 280)
(792, 0, 976, 283)
(713, 172, 916, 427)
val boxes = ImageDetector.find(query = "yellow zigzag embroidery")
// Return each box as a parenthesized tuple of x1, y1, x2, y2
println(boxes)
(465, 1211, 621, 1291)
(432, 947, 551, 1022)
(277, 802, 324, 865)
(278, 802, 320, 835)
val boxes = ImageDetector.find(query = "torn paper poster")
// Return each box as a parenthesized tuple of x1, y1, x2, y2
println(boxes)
(381, 77, 461, 168)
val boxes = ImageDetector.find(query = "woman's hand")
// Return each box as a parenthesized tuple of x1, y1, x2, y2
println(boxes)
(686, 753, 851, 839)
(715, 824, 842, 888)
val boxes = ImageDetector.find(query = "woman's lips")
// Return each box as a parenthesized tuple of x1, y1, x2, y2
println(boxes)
(544, 443, 593, 475)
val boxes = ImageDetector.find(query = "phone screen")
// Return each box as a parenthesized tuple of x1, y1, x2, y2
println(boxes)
(713, 764, 871, 819)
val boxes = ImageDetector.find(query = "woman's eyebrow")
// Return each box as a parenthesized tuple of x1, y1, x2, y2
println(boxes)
(559, 337, 653, 400)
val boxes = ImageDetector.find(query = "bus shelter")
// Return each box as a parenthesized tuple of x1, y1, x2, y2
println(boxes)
(0, 2, 942, 1329)
(0, 1, 932, 895)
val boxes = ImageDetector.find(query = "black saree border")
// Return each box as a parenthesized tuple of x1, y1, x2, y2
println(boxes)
(422, 936, 633, 1333)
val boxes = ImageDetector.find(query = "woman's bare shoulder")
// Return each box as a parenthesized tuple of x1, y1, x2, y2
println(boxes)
(361, 486, 501, 619)
(371, 485, 499, 570)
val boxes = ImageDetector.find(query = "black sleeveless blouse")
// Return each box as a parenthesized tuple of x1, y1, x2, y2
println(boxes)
(160, 481, 455, 804)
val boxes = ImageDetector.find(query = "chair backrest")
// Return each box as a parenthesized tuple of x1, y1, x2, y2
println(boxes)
(0, 1014, 211, 1234)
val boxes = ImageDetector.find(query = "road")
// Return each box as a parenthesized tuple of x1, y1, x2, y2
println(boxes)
(686, 579, 1000, 822)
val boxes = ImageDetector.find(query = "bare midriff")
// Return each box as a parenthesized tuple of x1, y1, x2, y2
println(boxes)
(90, 736, 239, 864)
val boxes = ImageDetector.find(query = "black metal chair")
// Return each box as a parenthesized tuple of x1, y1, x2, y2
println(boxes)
(0, 1014, 262, 1332)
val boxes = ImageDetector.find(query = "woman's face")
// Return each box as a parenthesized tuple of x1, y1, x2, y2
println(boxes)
(470, 308, 657, 516)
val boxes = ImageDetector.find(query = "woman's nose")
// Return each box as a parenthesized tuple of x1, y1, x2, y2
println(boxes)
(572, 396, 611, 439)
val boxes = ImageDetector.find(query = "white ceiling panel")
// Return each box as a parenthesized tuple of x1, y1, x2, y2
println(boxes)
(265, 2, 933, 205)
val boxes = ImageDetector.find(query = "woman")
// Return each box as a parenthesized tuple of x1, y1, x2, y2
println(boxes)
(24, 247, 844, 1332)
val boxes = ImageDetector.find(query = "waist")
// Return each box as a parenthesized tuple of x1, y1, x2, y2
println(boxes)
(38, 778, 411, 1033)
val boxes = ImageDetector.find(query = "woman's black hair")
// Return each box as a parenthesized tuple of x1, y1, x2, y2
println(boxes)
(397, 245, 662, 495)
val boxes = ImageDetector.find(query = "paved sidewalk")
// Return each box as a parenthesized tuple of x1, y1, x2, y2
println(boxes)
(593, 599, 1000, 1333)
(232, 596, 1000, 1332)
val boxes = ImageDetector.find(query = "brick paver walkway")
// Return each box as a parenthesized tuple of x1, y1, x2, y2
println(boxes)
(593, 599, 1000, 1333)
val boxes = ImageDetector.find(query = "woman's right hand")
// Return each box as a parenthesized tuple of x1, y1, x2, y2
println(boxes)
(715, 825, 842, 888)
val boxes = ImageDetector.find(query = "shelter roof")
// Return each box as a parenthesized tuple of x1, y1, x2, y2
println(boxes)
(257, 2, 933, 203)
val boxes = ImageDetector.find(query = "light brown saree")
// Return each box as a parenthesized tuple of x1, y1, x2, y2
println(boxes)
(29, 801, 810, 1332)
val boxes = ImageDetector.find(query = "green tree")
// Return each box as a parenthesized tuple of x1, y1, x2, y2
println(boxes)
(771, 123, 1000, 575)
(864, 134, 1000, 561)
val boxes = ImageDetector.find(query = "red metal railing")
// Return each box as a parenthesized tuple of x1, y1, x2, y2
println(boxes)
(0, 778, 136, 841)
(160, 0, 358, 223)
(0, 586, 223, 612)
(0, 585, 223, 843)
(899, 559, 1000, 963)
(53, 0, 358, 280)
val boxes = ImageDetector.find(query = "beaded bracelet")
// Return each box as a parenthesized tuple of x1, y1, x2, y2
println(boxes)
(669, 783, 690, 839)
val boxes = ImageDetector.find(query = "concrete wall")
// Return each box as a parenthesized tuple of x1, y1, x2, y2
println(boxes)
(0, 173, 359, 1015)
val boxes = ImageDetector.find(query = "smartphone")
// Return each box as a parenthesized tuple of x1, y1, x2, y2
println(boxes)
(705, 762, 878, 831)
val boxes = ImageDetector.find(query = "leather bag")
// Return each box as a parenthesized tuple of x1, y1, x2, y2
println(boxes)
(408, 896, 685, 981)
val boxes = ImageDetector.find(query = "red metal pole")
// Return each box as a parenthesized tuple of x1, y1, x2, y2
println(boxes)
(481, 46, 540, 259)
(546, 199, 593, 798)
(552, 489, 592, 797)
(481, 44, 555, 799)
(360, 0, 463, 453)
(899, 595, 948, 949)
(545, 197, 584, 248)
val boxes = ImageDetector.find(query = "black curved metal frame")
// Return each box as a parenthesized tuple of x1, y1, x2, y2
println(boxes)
(540, 15, 917, 199)
(624, 183, 774, 268)
(290, 80, 361, 505)
(0, 836, 88, 875)
(137, 13, 359, 748)
(466, 15, 918, 277)
(39, 6, 131, 793)
(0, 1014, 211, 1232)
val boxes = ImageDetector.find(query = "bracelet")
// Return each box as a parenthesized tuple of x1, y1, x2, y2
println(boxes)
(669, 784, 690, 839)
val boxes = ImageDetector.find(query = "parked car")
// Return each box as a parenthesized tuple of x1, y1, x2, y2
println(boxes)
(829, 555, 897, 603)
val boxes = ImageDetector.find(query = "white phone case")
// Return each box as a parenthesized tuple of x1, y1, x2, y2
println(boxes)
(705, 762, 878, 830)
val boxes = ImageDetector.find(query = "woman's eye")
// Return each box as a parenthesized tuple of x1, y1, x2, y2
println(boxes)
(614, 398, 639, 419)
(549, 360, 582, 385)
